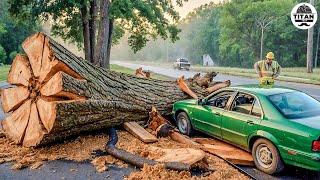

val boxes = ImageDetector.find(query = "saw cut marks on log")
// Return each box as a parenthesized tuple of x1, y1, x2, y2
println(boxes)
(193, 138, 254, 166)
(149, 146, 205, 165)
(1, 32, 231, 147)
(1, 86, 30, 113)
(8, 54, 32, 87)
(124, 122, 158, 143)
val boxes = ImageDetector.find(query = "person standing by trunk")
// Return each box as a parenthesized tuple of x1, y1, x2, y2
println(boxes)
(254, 52, 281, 86)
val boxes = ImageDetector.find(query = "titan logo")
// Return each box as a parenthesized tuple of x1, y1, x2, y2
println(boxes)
(291, 3, 318, 30)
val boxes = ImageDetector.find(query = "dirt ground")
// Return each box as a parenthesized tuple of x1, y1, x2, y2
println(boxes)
(0, 130, 249, 180)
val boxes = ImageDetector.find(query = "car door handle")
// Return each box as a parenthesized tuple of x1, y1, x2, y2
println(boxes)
(247, 120, 255, 125)
(214, 112, 221, 116)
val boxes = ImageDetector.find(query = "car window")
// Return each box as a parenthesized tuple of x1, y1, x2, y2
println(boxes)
(251, 100, 262, 118)
(179, 59, 188, 63)
(268, 91, 320, 119)
(206, 91, 234, 109)
(231, 93, 255, 115)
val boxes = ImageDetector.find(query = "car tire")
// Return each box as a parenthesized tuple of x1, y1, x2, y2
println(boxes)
(176, 112, 192, 136)
(252, 138, 284, 175)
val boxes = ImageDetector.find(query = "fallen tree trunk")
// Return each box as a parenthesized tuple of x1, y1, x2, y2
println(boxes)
(1, 32, 230, 147)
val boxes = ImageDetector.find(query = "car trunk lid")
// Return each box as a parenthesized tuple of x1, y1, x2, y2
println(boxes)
(292, 116, 320, 130)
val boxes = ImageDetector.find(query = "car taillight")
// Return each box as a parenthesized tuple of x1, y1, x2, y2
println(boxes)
(312, 140, 320, 152)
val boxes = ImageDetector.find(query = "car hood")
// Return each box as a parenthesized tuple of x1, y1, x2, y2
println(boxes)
(177, 99, 198, 105)
(291, 116, 320, 130)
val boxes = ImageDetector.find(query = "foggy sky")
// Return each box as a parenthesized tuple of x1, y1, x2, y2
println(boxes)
(176, 0, 224, 18)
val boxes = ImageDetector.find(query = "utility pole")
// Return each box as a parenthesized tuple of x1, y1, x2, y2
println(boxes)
(307, 0, 314, 73)
(315, 24, 320, 69)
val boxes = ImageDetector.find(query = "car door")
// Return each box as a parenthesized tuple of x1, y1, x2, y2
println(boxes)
(192, 91, 235, 138)
(221, 92, 263, 148)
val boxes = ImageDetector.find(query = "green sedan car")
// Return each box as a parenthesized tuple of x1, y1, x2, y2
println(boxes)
(172, 85, 320, 174)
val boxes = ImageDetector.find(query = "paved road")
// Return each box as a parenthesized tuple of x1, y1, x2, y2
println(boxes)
(113, 61, 320, 100)
(0, 161, 135, 180)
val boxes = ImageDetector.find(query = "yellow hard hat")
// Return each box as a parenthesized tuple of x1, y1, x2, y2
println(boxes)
(266, 52, 275, 59)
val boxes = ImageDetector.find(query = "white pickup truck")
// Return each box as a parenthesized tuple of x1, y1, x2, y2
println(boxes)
(173, 58, 191, 70)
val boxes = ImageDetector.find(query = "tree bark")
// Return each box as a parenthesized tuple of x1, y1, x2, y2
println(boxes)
(89, 0, 98, 63)
(81, 3, 91, 62)
(94, 0, 110, 68)
(1, 32, 226, 147)
(105, 19, 114, 70)
(307, 0, 314, 73)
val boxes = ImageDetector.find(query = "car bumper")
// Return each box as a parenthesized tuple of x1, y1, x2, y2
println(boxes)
(179, 64, 190, 68)
(279, 146, 320, 171)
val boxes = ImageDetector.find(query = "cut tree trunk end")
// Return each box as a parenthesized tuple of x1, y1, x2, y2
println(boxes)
(1, 32, 230, 147)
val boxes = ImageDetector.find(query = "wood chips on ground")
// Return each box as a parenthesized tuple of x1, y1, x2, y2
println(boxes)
(0, 130, 248, 179)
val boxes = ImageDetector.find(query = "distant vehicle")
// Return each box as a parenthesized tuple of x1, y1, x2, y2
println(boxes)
(173, 58, 191, 70)
(173, 85, 320, 175)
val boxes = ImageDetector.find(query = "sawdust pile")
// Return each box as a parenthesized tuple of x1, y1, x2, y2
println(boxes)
(126, 162, 248, 180)
(0, 134, 110, 170)
(126, 164, 192, 180)
(0, 130, 248, 179)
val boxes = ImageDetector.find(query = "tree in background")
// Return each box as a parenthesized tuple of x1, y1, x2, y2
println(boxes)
(0, 0, 40, 64)
(0, 45, 7, 64)
(111, 0, 320, 69)
(180, 3, 222, 64)
(9, 0, 188, 69)
(0, 23, 6, 63)
(218, 0, 312, 68)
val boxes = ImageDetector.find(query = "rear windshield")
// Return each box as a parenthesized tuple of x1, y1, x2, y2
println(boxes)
(268, 92, 320, 119)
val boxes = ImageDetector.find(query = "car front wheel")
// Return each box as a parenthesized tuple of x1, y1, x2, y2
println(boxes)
(252, 138, 284, 175)
(176, 112, 192, 136)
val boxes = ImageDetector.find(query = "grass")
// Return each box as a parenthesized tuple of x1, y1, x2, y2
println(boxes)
(0, 65, 11, 82)
(192, 66, 320, 85)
